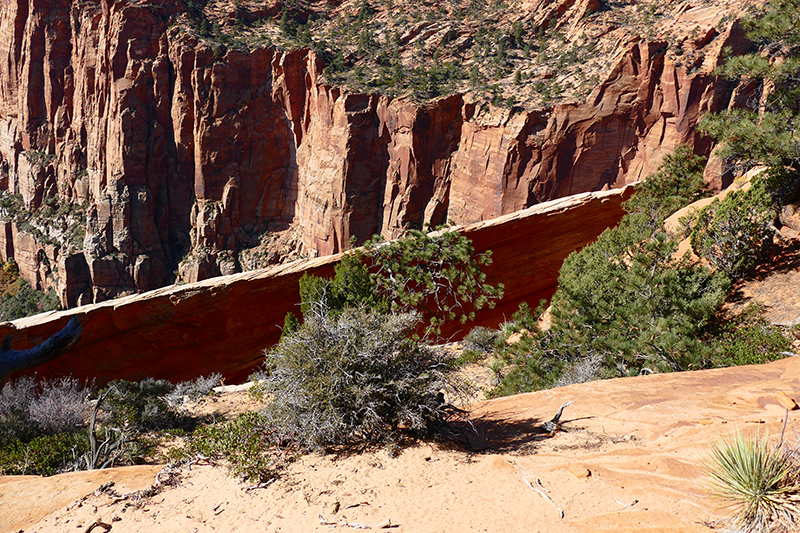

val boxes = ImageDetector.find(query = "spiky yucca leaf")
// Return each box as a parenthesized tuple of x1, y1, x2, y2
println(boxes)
(707, 432, 800, 533)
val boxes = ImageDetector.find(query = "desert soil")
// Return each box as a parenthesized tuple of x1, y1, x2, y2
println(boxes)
(3, 355, 800, 533)
(3, 241, 800, 533)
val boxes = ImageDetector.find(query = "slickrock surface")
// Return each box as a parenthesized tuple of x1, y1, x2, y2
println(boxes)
(0, 465, 162, 533)
(0, 186, 630, 385)
(4, 356, 800, 533)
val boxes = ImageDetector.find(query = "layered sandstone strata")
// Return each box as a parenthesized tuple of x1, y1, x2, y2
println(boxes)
(0, 186, 630, 384)
(0, 0, 751, 306)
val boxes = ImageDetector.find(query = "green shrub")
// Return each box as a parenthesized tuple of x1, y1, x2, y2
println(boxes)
(490, 146, 730, 395)
(488, 328, 568, 397)
(451, 349, 486, 368)
(363, 228, 503, 337)
(298, 253, 385, 318)
(173, 412, 295, 482)
(283, 253, 388, 338)
(287, 229, 502, 338)
(545, 146, 724, 377)
(551, 223, 729, 376)
(280, 310, 301, 341)
(490, 142, 795, 397)
(623, 145, 708, 228)
(707, 432, 800, 532)
(0, 430, 89, 476)
(100, 379, 179, 432)
(508, 301, 542, 332)
(705, 305, 793, 367)
(690, 178, 776, 279)
(263, 307, 468, 451)
(699, 0, 800, 176)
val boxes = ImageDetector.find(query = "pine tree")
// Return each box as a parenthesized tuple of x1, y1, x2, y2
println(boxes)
(700, 0, 800, 175)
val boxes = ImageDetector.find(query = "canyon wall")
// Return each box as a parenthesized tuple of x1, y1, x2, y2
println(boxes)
(0, 0, 751, 307)
(0, 186, 631, 385)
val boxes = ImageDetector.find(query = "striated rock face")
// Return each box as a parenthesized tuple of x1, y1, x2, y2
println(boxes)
(0, 0, 191, 305)
(0, 0, 753, 305)
(0, 186, 630, 384)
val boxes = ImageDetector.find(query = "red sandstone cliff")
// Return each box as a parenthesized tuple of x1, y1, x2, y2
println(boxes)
(0, 186, 631, 384)
(0, 0, 754, 307)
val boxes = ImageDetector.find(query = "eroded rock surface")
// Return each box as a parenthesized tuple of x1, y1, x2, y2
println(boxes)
(0, 1, 754, 305)
(0, 186, 629, 384)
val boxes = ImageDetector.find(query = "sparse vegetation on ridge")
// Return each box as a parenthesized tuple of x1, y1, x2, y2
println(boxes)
(0, 190, 88, 255)
(0, 374, 222, 476)
(267, 228, 500, 451)
(172, 0, 734, 107)
(488, 144, 794, 397)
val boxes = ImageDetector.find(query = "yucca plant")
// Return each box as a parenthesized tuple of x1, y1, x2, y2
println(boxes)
(707, 432, 800, 533)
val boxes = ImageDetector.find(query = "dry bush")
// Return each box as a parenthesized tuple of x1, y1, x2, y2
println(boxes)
(0, 376, 89, 439)
(552, 355, 602, 388)
(29, 377, 90, 434)
(168, 373, 223, 405)
(262, 307, 470, 451)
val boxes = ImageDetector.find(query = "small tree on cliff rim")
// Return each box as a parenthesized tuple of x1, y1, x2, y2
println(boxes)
(363, 228, 503, 336)
(551, 220, 730, 377)
(690, 178, 777, 280)
(269, 228, 499, 450)
(552, 147, 729, 376)
(285, 227, 504, 338)
(623, 145, 708, 229)
(491, 146, 730, 396)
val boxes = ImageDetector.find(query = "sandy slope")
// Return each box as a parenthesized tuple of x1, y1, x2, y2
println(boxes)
(3, 355, 800, 533)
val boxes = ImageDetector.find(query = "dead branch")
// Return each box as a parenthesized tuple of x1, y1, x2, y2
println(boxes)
(319, 514, 393, 529)
(523, 477, 564, 519)
(0, 316, 83, 384)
